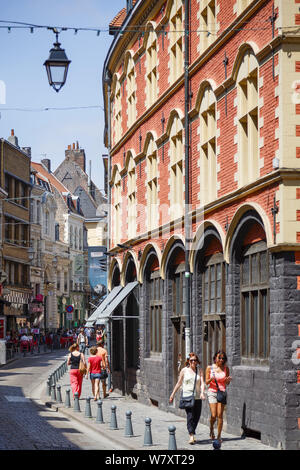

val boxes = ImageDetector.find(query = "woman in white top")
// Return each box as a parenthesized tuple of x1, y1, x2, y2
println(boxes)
(169, 352, 205, 445)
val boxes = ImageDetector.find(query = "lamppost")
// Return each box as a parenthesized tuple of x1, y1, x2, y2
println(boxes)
(44, 29, 71, 92)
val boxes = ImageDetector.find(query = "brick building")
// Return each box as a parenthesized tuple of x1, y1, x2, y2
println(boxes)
(0, 131, 32, 332)
(101, 0, 300, 449)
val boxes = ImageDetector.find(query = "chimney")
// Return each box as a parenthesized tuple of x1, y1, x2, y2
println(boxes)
(41, 158, 51, 172)
(7, 129, 19, 148)
(64, 142, 86, 173)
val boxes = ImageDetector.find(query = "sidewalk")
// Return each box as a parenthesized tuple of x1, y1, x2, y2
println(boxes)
(38, 353, 274, 451)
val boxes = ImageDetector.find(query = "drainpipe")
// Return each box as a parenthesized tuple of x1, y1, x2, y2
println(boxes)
(104, 69, 112, 391)
(184, 0, 191, 357)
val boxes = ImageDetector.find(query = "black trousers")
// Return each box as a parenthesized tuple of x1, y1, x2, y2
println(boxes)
(185, 400, 202, 434)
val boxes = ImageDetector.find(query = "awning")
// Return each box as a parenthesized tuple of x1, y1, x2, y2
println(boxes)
(95, 281, 139, 324)
(85, 285, 123, 327)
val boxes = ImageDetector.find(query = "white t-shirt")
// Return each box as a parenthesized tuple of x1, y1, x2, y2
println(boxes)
(181, 367, 202, 399)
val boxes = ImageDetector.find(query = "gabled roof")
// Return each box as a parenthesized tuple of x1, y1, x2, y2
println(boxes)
(31, 162, 83, 216)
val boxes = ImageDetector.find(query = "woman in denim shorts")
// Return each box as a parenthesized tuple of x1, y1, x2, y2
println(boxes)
(86, 346, 103, 400)
(205, 351, 232, 443)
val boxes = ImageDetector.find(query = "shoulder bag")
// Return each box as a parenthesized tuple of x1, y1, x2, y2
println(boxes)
(179, 367, 197, 409)
(79, 355, 87, 376)
(212, 367, 227, 405)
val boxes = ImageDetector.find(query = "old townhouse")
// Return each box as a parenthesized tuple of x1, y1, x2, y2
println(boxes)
(31, 160, 87, 330)
(54, 143, 108, 303)
(0, 131, 32, 332)
(99, 0, 300, 450)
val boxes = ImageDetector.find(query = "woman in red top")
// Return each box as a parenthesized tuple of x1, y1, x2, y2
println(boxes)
(86, 346, 103, 400)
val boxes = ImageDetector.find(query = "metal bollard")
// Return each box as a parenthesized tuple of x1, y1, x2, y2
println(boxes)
(96, 400, 104, 423)
(144, 417, 153, 446)
(51, 372, 56, 385)
(85, 397, 92, 418)
(110, 405, 118, 429)
(74, 392, 80, 412)
(168, 425, 177, 450)
(65, 389, 71, 408)
(51, 384, 56, 401)
(47, 379, 51, 396)
(56, 384, 63, 403)
(124, 410, 134, 437)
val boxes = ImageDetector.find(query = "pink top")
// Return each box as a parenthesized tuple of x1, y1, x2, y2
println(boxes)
(208, 365, 227, 392)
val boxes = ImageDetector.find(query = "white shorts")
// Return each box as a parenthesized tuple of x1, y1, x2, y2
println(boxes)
(207, 390, 218, 404)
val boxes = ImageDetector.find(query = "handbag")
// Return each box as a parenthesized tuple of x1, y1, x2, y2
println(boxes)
(79, 357, 87, 376)
(179, 367, 197, 409)
(213, 369, 227, 405)
(100, 369, 108, 380)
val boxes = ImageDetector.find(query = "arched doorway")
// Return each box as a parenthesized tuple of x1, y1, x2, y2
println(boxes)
(195, 228, 226, 372)
(165, 241, 186, 395)
(124, 256, 139, 395)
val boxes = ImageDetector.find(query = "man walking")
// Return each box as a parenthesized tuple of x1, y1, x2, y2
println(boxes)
(77, 328, 88, 354)
(96, 340, 110, 398)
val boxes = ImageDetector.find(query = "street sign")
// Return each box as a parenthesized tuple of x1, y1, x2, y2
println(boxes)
(65, 305, 74, 313)
(66, 312, 73, 321)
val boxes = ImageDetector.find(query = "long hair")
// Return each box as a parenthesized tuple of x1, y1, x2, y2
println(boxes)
(184, 352, 200, 367)
(213, 350, 228, 364)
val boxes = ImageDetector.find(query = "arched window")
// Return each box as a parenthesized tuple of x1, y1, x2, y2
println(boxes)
(113, 80, 122, 146)
(198, 0, 216, 55)
(237, 49, 259, 187)
(196, 233, 226, 371)
(169, 0, 184, 83)
(240, 235, 269, 361)
(113, 170, 122, 245)
(127, 157, 136, 239)
(146, 29, 158, 107)
(146, 137, 158, 232)
(199, 86, 217, 205)
(127, 55, 137, 128)
(169, 115, 184, 220)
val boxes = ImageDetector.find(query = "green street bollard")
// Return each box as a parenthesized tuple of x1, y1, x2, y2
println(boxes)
(85, 397, 92, 418)
(96, 400, 104, 423)
(74, 392, 80, 412)
(168, 425, 177, 450)
(125, 410, 134, 437)
(56, 384, 63, 403)
(110, 405, 118, 429)
(65, 389, 71, 408)
(144, 417, 153, 446)
(51, 384, 56, 402)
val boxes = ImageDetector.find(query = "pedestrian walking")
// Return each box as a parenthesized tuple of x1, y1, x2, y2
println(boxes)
(169, 352, 205, 445)
(84, 327, 92, 347)
(86, 346, 103, 401)
(67, 343, 87, 399)
(77, 328, 88, 354)
(96, 340, 110, 398)
(205, 350, 232, 445)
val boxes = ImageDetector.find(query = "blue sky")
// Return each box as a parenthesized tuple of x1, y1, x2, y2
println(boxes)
(0, 0, 126, 191)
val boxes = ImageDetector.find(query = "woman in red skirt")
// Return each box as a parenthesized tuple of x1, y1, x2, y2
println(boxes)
(67, 343, 86, 398)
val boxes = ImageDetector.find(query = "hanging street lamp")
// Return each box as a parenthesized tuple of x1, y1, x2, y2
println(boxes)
(44, 29, 71, 92)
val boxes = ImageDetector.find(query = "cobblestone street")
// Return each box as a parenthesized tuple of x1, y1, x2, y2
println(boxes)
(0, 350, 278, 453)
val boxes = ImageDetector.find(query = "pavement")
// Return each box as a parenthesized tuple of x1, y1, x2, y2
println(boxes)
(35, 349, 275, 451)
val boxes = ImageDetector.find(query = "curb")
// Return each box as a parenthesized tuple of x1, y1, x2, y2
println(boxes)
(38, 393, 141, 451)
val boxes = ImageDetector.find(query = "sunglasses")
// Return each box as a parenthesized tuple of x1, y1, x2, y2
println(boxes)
(189, 359, 197, 362)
